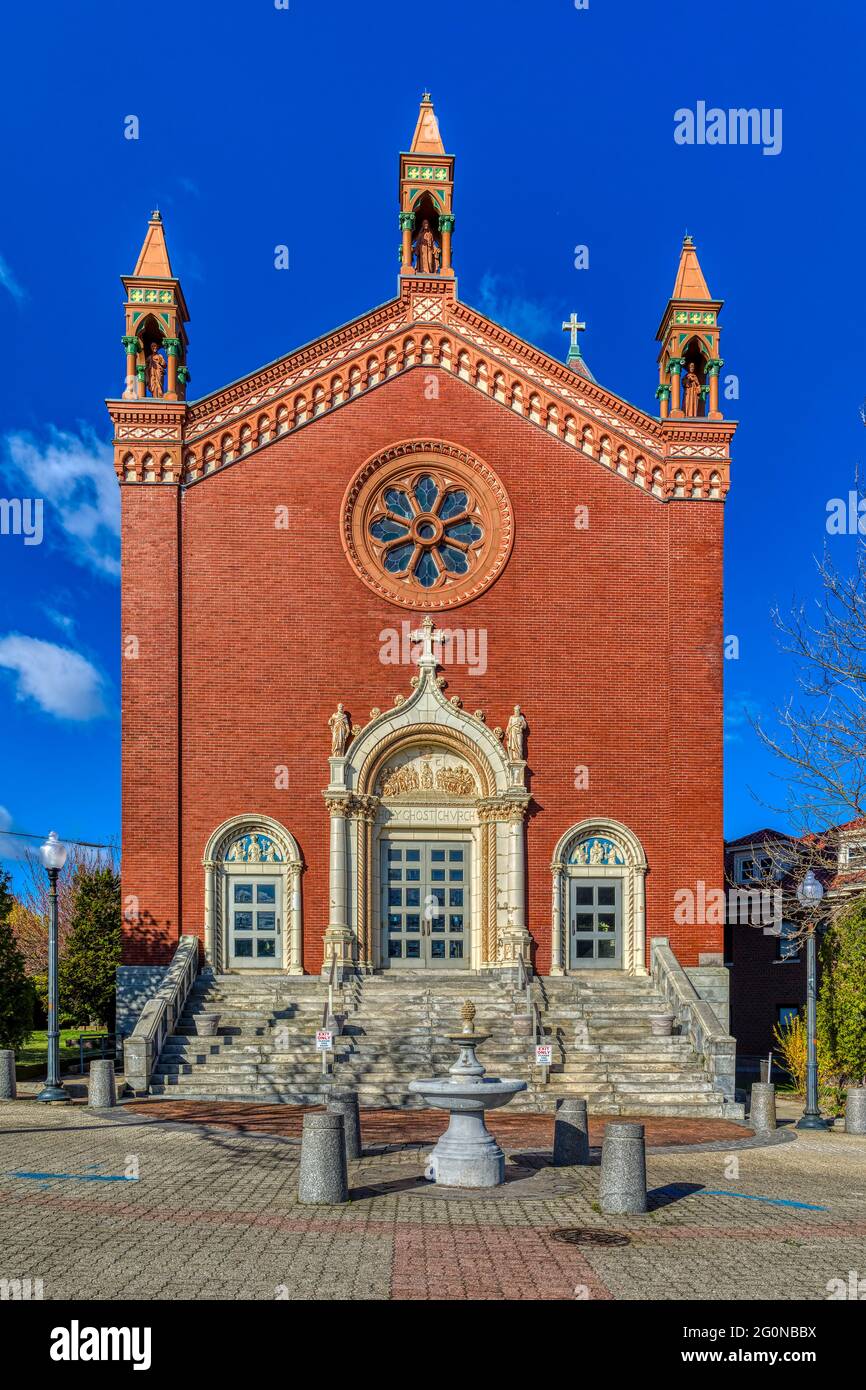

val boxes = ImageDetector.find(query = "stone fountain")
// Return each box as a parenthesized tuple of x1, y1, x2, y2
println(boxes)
(408, 1001, 527, 1188)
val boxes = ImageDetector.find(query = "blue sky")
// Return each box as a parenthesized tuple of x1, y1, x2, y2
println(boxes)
(1, 0, 865, 886)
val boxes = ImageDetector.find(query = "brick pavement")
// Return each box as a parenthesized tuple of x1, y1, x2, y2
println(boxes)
(0, 1101, 863, 1301)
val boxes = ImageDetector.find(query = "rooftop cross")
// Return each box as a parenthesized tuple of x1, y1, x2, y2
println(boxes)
(561, 312, 586, 351)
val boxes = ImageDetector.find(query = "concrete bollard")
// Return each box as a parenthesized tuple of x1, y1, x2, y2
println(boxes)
(845, 1085, 866, 1135)
(298, 1112, 349, 1204)
(325, 1087, 362, 1160)
(600, 1121, 647, 1215)
(749, 1081, 777, 1132)
(0, 1050, 17, 1100)
(87, 1059, 117, 1109)
(553, 1096, 590, 1166)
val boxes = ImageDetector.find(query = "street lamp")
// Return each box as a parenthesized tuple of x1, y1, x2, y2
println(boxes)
(36, 831, 69, 1104)
(795, 869, 826, 1131)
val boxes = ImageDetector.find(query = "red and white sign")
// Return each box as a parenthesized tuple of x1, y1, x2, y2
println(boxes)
(535, 1044, 553, 1066)
(316, 1030, 334, 1052)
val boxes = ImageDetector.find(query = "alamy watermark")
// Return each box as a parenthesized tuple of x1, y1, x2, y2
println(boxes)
(674, 102, 782, 157)
(379, 621, 487, 676)
(0, 497, 43, 546)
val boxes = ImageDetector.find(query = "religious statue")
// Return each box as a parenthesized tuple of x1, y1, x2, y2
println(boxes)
(506, 705, 527, 761)
(682, 361, 702, 417)
(328, 702, 350, 756)
(413, 219, 441, 274)
(146, 342, 166, 398)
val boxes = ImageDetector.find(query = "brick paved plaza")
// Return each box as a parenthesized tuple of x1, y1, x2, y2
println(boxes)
(1, 1101, 864, 1302)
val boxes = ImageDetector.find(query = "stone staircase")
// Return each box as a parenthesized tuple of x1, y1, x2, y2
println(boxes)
(148, 969, 743, 1118)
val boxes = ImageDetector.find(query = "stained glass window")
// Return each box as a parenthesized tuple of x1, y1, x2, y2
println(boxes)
(368, 469, 485, 592)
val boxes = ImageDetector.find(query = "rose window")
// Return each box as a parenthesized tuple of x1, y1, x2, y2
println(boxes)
(369, 473, 484, 590)
(341, 441, 514, 610)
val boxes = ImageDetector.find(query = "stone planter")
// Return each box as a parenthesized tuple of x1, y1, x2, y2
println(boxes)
(512, 1014, 534, 1038)
(649, 1012, 675, 1037)
(194, 1013, 220, 1037)
(845, 1085, 866, 1135)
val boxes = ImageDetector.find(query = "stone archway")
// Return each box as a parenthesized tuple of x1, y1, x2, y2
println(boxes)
(549, 817, 648, 976)
(321, 618, 530, 976)
(203, 814, 304, 973)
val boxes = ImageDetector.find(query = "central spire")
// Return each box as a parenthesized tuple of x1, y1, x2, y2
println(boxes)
(399, 94, 455, 280)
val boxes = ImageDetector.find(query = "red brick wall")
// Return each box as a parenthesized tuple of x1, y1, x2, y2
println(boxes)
(120, 485, 182, 964)
(121, 368, 726, 973)
(728, 925, 807, 1057)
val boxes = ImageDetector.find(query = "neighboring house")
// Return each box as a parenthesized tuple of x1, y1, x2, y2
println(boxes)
(725, 819, 866, 1074)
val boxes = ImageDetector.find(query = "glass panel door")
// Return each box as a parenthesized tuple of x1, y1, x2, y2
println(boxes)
(382, 841, 469, 969)
(569, 879, 622, 968)
(228, 877, 281, 966)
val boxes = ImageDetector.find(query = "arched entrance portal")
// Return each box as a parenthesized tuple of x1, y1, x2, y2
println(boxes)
(321, 618, 530, 976)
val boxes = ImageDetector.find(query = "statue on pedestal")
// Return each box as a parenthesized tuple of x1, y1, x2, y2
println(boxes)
(506, 705, 527, 761)
(328, 703, 350, 756)
(146, 343, 166, 398)
(682, 362, 702, 417)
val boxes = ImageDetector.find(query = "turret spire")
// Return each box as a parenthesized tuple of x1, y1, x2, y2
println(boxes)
(655, 234, 724, 421)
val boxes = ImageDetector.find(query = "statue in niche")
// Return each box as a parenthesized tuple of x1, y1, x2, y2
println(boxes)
(413, 219, 441, 274)
(506, 705, 527, 761)
(146, 342, 166, 398)
(328, 703, 350, 756)
(682, 361, 702, 417)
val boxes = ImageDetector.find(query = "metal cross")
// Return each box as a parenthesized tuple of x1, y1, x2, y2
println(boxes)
(561, 312, 586, 350)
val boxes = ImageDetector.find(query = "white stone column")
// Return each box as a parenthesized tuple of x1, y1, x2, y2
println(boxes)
(322, 796, 353, 975)
(288, 864, 303, 974)
(204, 861, 217, 969)
(550, 861, 565, 975)
(498, 797, 531, 971)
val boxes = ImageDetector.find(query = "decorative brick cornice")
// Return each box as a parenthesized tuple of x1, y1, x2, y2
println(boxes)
(114, 282, 733, 501)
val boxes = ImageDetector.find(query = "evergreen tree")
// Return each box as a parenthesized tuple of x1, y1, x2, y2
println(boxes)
(58, 865, 122, 1030)
(0, 870, 34, 1050)
(817, 896, 866, 1085)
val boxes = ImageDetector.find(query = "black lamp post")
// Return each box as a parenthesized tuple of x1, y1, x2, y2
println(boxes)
(796, 869, 827, 1131)
(36, 831, 69, 1104)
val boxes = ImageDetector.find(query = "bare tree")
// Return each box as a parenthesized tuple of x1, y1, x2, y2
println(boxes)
(13, 842, 118, 973)
(743, 533, 866, 938)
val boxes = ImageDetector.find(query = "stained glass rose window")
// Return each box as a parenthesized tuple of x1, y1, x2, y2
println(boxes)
(342, 443, 513, 610)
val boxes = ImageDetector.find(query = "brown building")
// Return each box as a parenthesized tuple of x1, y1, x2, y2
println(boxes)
(108, 98, 738, 1045)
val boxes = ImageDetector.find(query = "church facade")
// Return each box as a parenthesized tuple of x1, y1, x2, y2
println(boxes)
(109, 98, 737, 1027)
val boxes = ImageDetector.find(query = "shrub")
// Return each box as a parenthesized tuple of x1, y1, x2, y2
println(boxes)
(0, 871, 34, 1050)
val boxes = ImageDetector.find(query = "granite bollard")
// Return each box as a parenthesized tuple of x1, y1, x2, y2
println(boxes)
(845, 1085, 866, 1135)
(87, 1058, 117, 1109)
(553, 1095, 589, 1166)
(298, 1112, 349, 1204)
(749, 1081, 776, 1132)
(0, 1050, 16, 1101)
(600, 1121, 647, 1215)
(326, 1087, 362, 1160)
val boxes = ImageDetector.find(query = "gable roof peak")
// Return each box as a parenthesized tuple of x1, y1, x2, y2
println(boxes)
(409, 92, 445, 155)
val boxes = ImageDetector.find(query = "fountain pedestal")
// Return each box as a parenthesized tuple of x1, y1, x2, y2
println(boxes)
(408, 1003, 527, 1188)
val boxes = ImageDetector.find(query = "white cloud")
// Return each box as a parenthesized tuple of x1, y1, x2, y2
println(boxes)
(475, 272, 553, 345)
(724, 696, 761, 745)
(3, 427, 119, 579)
(0, 253, 26, 304)
(43, 607, 76, 636)
(0, 804, 17, 861)
(0, 635, 107, 720)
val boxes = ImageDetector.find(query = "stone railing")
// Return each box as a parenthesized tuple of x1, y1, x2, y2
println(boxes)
(650, 937, 736, 1102)
(123, 935, 200, 1095)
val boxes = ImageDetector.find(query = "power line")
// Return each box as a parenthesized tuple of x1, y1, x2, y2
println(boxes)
(0, 829, 114, 849)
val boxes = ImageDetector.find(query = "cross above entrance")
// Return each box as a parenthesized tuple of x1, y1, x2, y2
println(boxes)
(561, 312, 586, 352)
(410, 613, 440, 665)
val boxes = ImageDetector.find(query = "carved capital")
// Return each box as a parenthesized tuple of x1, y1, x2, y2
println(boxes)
(324, 795, 351, 818)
